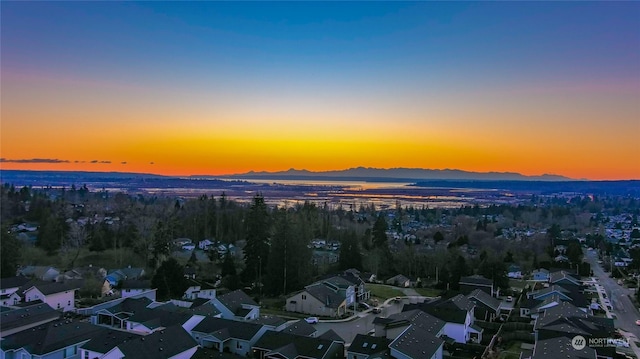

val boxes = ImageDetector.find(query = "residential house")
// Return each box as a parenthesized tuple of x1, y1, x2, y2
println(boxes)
(94, 297, 155, 330)
(190, 316, 269, 356)
(405, 294, 482, 344)
(507, 264, 523, 279)
(81, 325, 198, 359)
(0, 276, 30, 306)
(459, 275, 494, 296)
(183, 279, 216, 300)
(280, 319, 318, 337)
(120, 279, 152, 298)
(16, 266, 59, 282)
(549, 270, 582, 287)
(532, 269, 550, 282)
(340, 270, 371, 303)
(251, 315, 288, 332)
(286, 282, 348, 318)
(0, 320, 104, 359)
(386, 274, 411, 288)
(347, 334, 391, 359)
(0, 302, 60, 337)
(184, 266, 197, 279)
(211, 289, 260, 321)
(467, 289, 504, 322)
(125, 306, 198, 334)
(19, 280, 81, 312)
(534, 301, 615, 359)
(372, 310, 445, 359)
(531, 336, 597, 359)
(520, 294, 563, 319)
(527, 284, 589, 312)
(252, 331, 344, 359)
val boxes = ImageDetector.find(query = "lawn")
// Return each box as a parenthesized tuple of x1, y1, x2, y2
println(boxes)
(498, 340, 525, 359)
(366, 284, 405, 300)
(414, 287, 442, 297)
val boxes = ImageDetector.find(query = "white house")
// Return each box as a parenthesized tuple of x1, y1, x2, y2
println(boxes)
(20, 280, 81, 312)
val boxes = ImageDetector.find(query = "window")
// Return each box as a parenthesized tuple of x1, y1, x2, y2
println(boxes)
(68, 300, 71, 306)
(237, 342, 242, 349)
(302, 295, 307, 300)
(57, 303, 61, 309)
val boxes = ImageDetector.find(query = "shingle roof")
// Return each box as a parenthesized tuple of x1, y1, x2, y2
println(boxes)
(390, 324, 444, 359)
(532, 336, 597, 359)
(281, 319, 317, 337)
(192, 316, 264, 341)
(349, 334, 390, 355)
(116, 325, 197, 359)
(127, 307, 193, 329)
(377, 309, 446, 335)
(305, 283, 346, 309)
(216, 289, 258, 315)
(252, 315, 287, 327)
(535, 301, 614, 337)
(0, 276, 30, 290)
(253, 331, 339, 359)
(459, 275, 493, 286)
(80, 329, 143, 353)
(102, 297, 154, 315)
(0, 319, 104, 355)
(468, 289, 501, 312)
(23, 279, 82, 296)
(404, 297, 470, 324)
(318, 329, 344, 343)
(0, 303, 60, 333)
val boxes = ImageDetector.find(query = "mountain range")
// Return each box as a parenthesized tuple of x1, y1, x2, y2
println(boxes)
(218, 167, 572, 182)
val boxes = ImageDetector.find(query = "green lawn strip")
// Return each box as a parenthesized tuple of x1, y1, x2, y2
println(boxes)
(366, 284, 405, 300)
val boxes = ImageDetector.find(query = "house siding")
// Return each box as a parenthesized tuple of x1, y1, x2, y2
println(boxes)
(25, 288, 75, 312)
(286, 291, 339, 317)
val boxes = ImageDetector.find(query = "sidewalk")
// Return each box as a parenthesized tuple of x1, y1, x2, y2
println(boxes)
(619, 329, 640, 359)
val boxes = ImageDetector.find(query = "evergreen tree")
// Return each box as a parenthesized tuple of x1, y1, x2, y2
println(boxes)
(243, 194, 270, 284)
(372, 214, 388, 248)
(0, 228, 21, 278)
(339, 230, 363, 270)
(151, 258, 189, 301)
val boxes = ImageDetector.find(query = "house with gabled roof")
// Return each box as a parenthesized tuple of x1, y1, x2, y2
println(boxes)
(281, 319, 318, 337)
(93, 296, 155, 330)
(527, 283, 589, 312)
(549, 270, 582, 287)
(0, 319, 104, 359)
(125, 306, 199, 334)
(459, 275, 494, 296)
(16, 266, 60, 282)
(120, 279, 152, 298)
(386, 274, 411, 288)
(183, 279, 216, 300)
(0, 276, 30, 307)
(190, 316, 269, 356)
(532, 268, 550, 282)
(534, 301, 616, 359)
(251, 315, 288, 332)
(79, 329, 144, 359)
(286, 281, 348, 318)
(0, 302, 60, 337)
(531, 336, 597, 359)
(252, 331, 344, 359)
(390, 324, 444, 359)
(81, 325, 198, 359)
(405, 294, 482, 344)
(347, 333, 391, 359)
(211, 289, 260, 320)
(467, 289, 503, 322)
(18, 279, 81, 312)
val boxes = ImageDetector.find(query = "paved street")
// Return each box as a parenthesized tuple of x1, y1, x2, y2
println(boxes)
(584, 249, 640, 338)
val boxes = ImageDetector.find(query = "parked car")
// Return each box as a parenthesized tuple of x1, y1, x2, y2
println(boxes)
(304, 317, 319, 324)
(372, 307, 382, 314)
(506, 296, 513, 302)
(635, 319, 640, 326)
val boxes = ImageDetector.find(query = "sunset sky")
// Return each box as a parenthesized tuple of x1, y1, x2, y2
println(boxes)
(1, 2, 639, 180)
